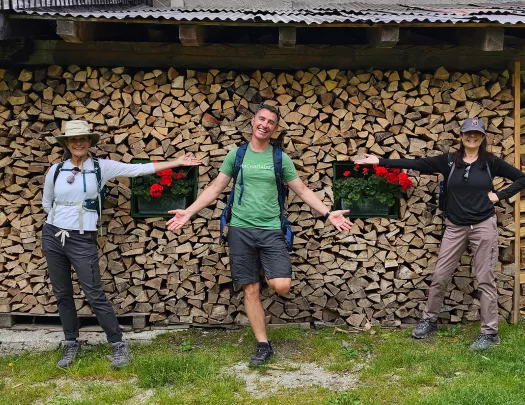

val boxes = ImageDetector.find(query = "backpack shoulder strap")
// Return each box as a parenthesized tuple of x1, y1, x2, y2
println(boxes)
(446, 153, 455, 192)
(93, 157, 102, 193)
(53, 161, 65, 185)
(273, 141, 285, 215)
(232, 144, 248, 205)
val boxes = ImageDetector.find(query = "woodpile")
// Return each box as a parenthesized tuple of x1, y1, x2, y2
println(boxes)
(0, 65, 518, 327)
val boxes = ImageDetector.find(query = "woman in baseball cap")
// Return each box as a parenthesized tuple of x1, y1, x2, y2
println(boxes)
(355, 117, 525, 351)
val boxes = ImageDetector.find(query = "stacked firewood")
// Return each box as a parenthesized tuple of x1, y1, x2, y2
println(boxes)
(0, 65, 517, 327)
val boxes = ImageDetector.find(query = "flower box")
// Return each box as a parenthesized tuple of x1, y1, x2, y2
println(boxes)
(131, 160, 198, 218)
(332, 162, 409, 219)
(340, 197, 390, 218)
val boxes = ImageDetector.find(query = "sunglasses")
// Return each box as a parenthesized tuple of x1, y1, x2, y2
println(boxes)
(463, 164, 471, 182)
(67, 167, 81, 184)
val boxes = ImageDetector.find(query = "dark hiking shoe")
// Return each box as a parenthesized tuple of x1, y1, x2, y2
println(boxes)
(57, 340, 80, 369)
(248, 342, 274, 367)
(110, 341, 132, 369)
(411, 319, 438, 339)
(469, 333, 500, 351)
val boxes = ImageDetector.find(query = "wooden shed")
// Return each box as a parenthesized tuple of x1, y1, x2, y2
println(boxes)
(0, 0, 525, 329)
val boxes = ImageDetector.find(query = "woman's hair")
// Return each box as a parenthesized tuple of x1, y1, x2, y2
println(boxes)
(61, 148, 72, 162)
(452, 136, 494, 168)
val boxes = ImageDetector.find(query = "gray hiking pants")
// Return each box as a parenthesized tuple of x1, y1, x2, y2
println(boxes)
(423, 215, 499, 334)
(42, 223, 122, 343)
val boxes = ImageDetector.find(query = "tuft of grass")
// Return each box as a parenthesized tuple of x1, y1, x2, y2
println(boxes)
(437, 324, 462, 337)
(324, 391, 362, 405)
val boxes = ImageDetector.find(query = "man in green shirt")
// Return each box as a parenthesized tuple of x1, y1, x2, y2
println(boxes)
(167, 104, 352, 366)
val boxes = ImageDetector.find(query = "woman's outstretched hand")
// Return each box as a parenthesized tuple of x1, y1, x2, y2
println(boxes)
(354, 154, 380, 165)
(174, 153, 202, 167)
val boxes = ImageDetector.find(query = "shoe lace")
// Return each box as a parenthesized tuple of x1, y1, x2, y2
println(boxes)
(417, 320, 433, 330)
(475, 334, 490, 343)
(113, 343, 127, 360)
(63, 344, 78, 360)
(255, 344, 269, 358)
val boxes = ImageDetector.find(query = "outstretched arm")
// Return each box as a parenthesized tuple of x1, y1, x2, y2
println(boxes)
(354, 153, 448, 174)
(287, 178, 353, 232)
(153, 153, 202, 172)
(166, 172, 231, 231)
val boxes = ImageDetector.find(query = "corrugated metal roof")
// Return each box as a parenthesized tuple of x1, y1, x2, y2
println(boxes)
(13, 3, 525, 25)
(1, 0, 145, 11)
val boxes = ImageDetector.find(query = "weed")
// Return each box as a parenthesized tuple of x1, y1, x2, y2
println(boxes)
(324, 391, 361, 405)
(437, 324, 462, 337)
(179, 340, 193, 352)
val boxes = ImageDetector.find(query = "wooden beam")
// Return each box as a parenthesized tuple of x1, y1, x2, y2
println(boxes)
(513, 60, 521, 324)
(279, 26, 296, 48)
(458, 27, 504, 52)
(56, 20, 95, 43)
(179, 25, 205, 47)
(5, 40, 525, 70)
(366, 27, 400, 48)
(0, 14, 12, 41)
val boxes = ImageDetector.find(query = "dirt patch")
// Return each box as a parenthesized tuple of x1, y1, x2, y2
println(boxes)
(226, 362, 359, 398)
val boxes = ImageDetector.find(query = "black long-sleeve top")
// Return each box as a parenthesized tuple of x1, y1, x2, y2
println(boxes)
(378, 153, 525, 226)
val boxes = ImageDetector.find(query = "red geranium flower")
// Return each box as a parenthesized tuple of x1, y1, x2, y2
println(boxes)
(363, 168, 369, 174)
(160, 175, 173, 187)
(354, 164, 360, 169)
(343, 171, 351, 177)
(175, 172, 185, 180)
(149, 183, 164, 198)
(374, 166, 388, 177)
(157, 169, 173, 177)
(386, 173, 398, 184)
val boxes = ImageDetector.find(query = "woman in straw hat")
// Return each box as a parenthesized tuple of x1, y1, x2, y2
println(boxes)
(42, 120, 202, 369)
(355, 117, 525, 351)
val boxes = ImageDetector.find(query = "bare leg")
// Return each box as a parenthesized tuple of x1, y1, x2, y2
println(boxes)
(243, 282, 267, 342)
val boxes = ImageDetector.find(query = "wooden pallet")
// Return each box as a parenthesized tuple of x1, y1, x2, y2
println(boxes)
(0, 312, 148, 330)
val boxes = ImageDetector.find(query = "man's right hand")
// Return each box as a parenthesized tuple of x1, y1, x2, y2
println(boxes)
(167, 209, 192, 230)
(354, 154, 380, 165)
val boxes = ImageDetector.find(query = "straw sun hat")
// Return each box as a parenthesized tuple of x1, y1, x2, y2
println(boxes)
(55, 120, 100, 147)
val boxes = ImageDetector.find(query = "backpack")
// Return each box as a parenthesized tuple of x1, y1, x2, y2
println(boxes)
(53, 157, 108, 215)
(219, 136, 294, 251)
(438, 153, 493, 214)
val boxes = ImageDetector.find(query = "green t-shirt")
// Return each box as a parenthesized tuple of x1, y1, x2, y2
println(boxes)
(219, 145, 299, 230)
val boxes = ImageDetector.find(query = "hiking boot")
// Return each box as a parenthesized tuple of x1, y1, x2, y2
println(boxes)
(248, 342, 273, 367)
(110, 341, 132, 369)
(57, 340, 80, 369)
(469, 333, 500, 351)
(411, 319, 438, 339)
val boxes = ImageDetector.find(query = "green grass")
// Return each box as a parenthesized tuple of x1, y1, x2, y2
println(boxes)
(0, 322, 524, 404)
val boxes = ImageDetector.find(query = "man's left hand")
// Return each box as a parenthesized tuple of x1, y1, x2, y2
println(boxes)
(328, 210, 353, 231)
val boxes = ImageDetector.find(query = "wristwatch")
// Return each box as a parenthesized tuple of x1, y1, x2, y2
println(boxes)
(324, 210, 332, 219)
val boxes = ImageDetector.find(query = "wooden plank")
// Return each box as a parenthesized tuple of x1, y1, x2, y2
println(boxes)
(279, 26, 296, 48)
(366, 27, 399, 48)
(513, 60, 521, 324)
(6, 40, 525, 70)
(521, 272, 525, 284)
(458, 27, 504, 52)
(56, 20, 95, 43)
(179, 25, 205, 46)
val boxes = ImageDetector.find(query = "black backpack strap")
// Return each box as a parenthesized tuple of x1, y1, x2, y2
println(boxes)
(219, 144, 248, 244)
(53, 161, 65, 185)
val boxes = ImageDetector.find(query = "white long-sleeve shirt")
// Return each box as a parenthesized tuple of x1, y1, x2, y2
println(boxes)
(43, 158, 155, 231)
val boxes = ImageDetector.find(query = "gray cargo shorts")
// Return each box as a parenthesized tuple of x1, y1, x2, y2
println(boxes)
(228, 226, 292, 287)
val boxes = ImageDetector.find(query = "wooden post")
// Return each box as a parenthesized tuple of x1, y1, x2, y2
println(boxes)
(366, 27, 399, 48)
(279, 26, 296, 48)
(458, 27, 504, 52)
(513, 60, 521, 324)
(179, 25, 205, 46)
(56, 20, 95, 43)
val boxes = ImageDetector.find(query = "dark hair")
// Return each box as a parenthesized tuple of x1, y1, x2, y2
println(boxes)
(256, 103, 280, 119)
(452, 136, 494, 169)
(61, 148, 72, 162)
